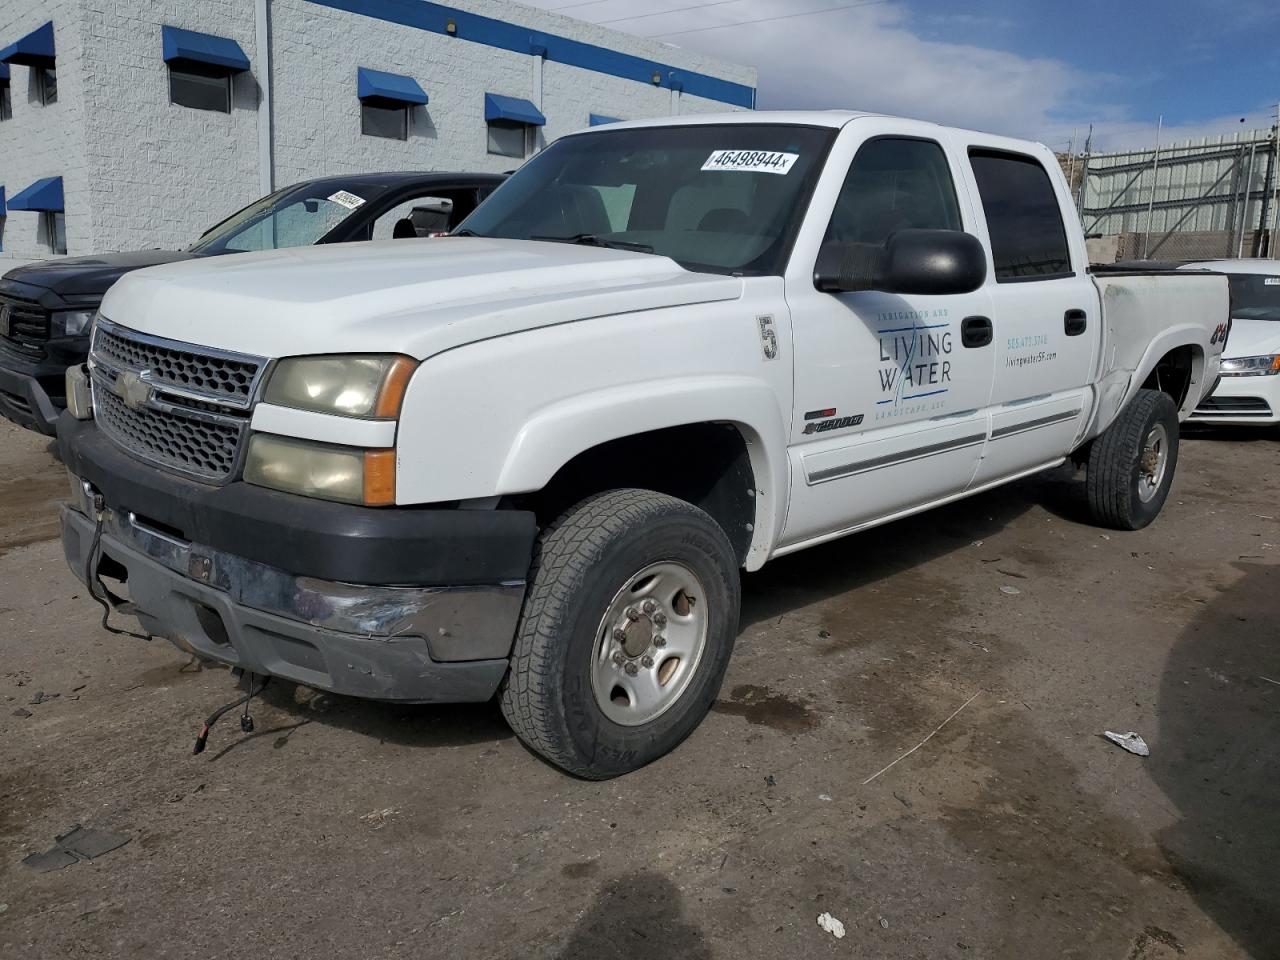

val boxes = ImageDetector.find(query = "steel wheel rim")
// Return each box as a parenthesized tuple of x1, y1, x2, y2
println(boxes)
(590, 560, 709, 727)
(1137, 422, 1169, 503)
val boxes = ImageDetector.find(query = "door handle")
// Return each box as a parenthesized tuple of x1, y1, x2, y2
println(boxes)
(1065, 309, 1088, 336)
(961, 315, 993, 348)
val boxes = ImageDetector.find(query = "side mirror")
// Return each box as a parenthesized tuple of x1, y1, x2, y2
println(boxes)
(814, 229, 987, 296)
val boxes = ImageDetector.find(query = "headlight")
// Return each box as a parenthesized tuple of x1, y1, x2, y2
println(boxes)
(1219, 354, 1280, 377)
(264, 354, 417, 418)
(244, 434, 396, 506)
(51, 309, 97, 337)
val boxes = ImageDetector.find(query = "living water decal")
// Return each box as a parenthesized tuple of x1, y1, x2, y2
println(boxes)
(874, 309, 952, 420)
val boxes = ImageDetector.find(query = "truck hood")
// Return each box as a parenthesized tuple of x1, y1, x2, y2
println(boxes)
(1224, 318, 1280, 358)
(5, 250, 197, 299)
(99, 238, 743, 360)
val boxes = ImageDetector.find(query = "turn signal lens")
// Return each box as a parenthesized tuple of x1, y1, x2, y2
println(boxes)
(362, 449, 397, 506)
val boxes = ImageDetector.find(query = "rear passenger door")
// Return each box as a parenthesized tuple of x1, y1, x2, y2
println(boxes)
(961, 147, 1099, 486)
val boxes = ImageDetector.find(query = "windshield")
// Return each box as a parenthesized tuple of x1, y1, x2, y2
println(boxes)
(1228, 274, 1280, 322)
(456, 124, 836, 276)
(189, 184, 377, 254)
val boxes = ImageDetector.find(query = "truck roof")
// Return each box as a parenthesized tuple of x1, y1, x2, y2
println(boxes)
(575, 110, 1049, 151)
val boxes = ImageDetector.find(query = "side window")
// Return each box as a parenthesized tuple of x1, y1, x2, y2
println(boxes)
(825, 138, 961, 245)
(969, 149, 1072, 281)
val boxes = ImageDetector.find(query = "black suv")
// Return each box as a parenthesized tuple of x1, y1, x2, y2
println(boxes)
(0, 171, 505, 434)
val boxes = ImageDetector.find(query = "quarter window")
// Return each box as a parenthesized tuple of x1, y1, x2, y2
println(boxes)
(824, 138, 962, 246)
(969, 149, 1072, 281)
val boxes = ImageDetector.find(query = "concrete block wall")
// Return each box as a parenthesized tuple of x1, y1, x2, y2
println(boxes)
(0, 1, 89, 269)
(0, 0, 756, 265)
(79, 0, 263, 255)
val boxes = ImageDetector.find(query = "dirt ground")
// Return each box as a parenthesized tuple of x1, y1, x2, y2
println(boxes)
(1, 418, 1277, 960)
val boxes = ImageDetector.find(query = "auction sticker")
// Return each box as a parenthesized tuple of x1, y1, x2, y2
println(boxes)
(327, 190, 366, 209)
(702, 150, 798, 175)
(1265, 277, 1280, 286)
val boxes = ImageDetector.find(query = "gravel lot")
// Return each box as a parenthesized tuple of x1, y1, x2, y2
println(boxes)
(1, 418, 1277, 959)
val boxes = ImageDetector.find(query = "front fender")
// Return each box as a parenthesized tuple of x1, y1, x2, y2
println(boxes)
(497, 377, 788, 569)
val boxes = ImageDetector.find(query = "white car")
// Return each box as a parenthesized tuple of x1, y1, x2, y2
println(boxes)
(60, 111, 1228, 777)
(1183, 259, 1280, 425)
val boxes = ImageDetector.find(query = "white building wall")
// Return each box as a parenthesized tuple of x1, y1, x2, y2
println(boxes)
(0, 0, 756, 266)
(0, 1, 89, 268)
(78, 0, 263, 256)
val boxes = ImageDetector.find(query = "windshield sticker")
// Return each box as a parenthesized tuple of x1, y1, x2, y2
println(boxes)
(702, 150, 799, 175)
(327, 190, 366, 210)
(1265, 278, 1280, 285)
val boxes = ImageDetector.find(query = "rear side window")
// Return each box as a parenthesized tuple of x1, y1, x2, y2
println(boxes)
(825, 138, 961, 245)
(969, 149, 1072, 281)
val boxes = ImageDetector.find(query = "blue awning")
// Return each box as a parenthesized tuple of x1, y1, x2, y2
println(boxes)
(0, 21, 55, 67)
(485, 93, 545, 127)
(357, 67, 428, 106)
(589, 114, 621, 127)
(161, 25, 250, 73)
(7, 176, 63, 212)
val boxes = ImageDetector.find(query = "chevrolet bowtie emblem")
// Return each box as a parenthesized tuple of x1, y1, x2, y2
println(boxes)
(115, 369, 155, 411)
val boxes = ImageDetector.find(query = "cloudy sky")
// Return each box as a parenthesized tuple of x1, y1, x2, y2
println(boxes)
(517, 0, 1280, 151)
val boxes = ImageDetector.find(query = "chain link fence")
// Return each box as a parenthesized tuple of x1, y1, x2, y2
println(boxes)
(1064, 128, 1280, 263)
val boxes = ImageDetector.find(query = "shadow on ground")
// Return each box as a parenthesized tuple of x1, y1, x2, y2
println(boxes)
(1150, 561, 1280, 957)
(556, 872, 710, 960)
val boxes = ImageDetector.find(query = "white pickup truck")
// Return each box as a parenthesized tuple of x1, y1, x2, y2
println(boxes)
(59, 112, 1228, 778)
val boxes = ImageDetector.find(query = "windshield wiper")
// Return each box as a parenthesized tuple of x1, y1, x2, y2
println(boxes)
(531, 233, 654, 254)
(451, 228, 480, 237)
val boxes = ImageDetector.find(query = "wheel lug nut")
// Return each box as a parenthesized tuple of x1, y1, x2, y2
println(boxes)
(642, 599, 658, 615)
(613, 627, 627, 642)
(624, 662, 639, 676)
(654, 635, 667, 648)
(613, 651, 626, 665)
(653, 612, 667, 626)
(641, 655, 654, 668)
(626, 607, 641, 622)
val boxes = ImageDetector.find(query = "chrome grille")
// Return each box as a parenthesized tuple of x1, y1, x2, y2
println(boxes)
(95, 384, 244, 479)
(95, 323, 260, 408)
(0, 292, 50, 355)
(90, 319, 267, 483)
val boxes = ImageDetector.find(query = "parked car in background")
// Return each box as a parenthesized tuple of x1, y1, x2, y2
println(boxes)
(0, 172, 505, 435)
(1181, 259, 1280, 426)
(59, 112, 1227, 778)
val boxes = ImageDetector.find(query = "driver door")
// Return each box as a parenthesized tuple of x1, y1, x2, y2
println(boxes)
(780, 135, 996, 548)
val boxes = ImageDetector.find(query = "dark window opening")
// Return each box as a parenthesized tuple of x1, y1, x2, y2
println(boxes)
(825, 137, 962, 246)
(0, 85, 10, 120)
(169, 63, 232, 113)
(37, 66, 56, 105)
(487, 120, 528, 159)
(361, 102, 408, 140)
(969, 149, 1072, 281)
(45, 211, 66, 255)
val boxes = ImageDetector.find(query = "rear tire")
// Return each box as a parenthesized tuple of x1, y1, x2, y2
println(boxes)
(1085, 388, 1180, 530)
(500, 489, 740, 779)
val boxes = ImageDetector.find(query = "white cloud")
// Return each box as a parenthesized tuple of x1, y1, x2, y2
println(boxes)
(515, 0, 1275, 152)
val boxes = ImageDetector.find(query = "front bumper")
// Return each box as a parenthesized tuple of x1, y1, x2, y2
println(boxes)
(58, 415, 540, 703)
(1189, 374, 1280, 426)
(0, 354, 62, 435)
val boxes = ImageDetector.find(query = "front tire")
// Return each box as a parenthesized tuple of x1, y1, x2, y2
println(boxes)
(1085, 388, 1180, 530)
(500, 489, 741, 779)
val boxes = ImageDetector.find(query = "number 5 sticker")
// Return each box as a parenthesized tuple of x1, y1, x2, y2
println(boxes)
(758, 315, 778, 360)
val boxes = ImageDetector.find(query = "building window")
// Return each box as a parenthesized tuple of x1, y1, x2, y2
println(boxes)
(1, 85, 10, 120)
(487, 120, 528, 159)
(169, 63, 231, 113)
(45, 211, 66, 255)
(37, 65, 56, 105)
(361, 102, 408, 140)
